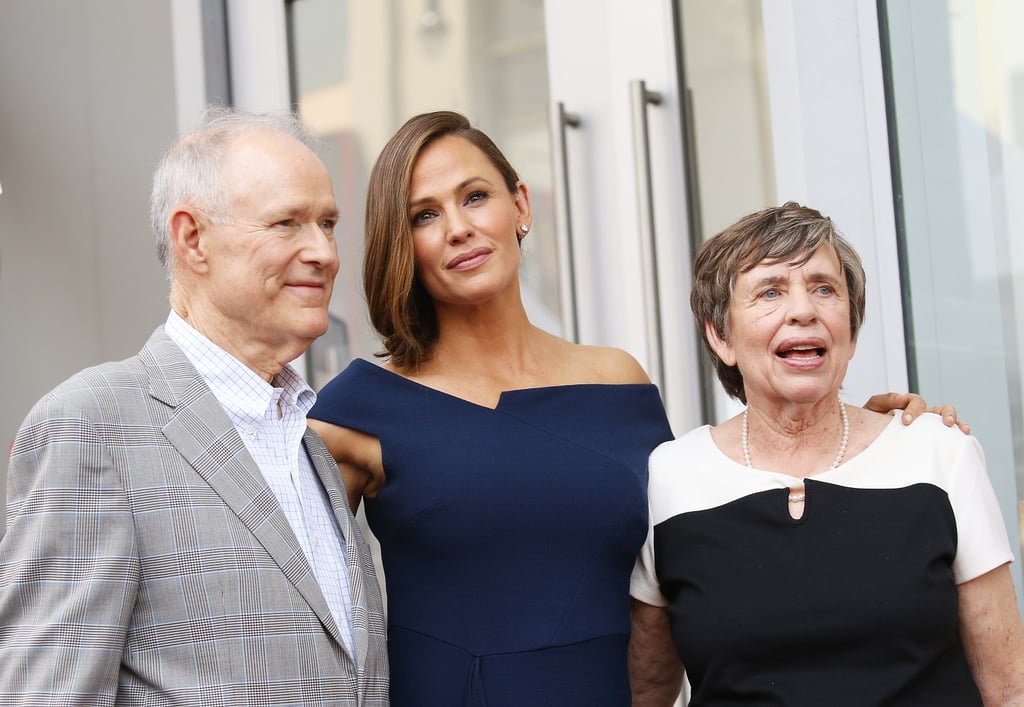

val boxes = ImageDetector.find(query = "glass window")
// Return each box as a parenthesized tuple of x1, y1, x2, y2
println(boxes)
(678, 0, 776, 422)
(679, 0, 776, 242)
(285, 0, 556, 389)
(882, 0, 1024, 576)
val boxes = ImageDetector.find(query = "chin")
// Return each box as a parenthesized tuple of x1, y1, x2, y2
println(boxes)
(785, 389, 841, 406)
(288, 318, 330, 347)
(305, 322, 330, 340)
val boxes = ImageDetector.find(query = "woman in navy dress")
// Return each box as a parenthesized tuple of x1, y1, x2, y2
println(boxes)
(308, 114, 946, 705)
(308, 111, 672, 705)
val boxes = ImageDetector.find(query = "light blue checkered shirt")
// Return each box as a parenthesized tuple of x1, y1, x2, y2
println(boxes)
(165, 311, 354, 654)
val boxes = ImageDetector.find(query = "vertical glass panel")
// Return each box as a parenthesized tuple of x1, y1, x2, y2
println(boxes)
(883, 0, 1024, 579)
(678, 0, 776, 241)
(678, 0, 776, 423)
(287, 0, 555, 388)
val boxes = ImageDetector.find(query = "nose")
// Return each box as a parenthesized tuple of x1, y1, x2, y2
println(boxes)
(299, 222, 340, 271)
(786, 288, 817, 324)
(446, 209, 473, 244)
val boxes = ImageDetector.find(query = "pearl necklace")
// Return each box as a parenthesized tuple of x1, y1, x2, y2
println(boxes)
(742, 396, 849, 503)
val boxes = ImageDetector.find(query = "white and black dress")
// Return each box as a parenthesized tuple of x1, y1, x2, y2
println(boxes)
(631, 414, 1013, 706)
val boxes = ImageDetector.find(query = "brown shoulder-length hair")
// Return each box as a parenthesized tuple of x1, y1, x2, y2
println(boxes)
(690, 201, 867, 403)
(363, 110, 520, 370)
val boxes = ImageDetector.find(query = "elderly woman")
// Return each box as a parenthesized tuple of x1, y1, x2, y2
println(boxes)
(629, 202, 1024, 705)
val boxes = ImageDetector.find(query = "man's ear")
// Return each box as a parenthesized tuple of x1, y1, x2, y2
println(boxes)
(169, 208, 209, 273)
(704, 319, 736, 366)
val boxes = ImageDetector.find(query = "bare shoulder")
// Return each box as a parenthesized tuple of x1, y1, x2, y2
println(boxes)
(560, 341, 652, 385)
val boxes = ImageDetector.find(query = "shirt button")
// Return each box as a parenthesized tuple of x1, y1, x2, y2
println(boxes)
(246, 425, 255, 437)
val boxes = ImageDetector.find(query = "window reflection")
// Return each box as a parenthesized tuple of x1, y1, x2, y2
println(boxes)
(678, 0, 776, 423)
(883, 0, 1024, 564)
(679, 0, 776, 242)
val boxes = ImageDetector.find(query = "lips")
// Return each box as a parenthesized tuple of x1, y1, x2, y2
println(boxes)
(447, 247, 492, 270)
(287, 280, 328, 291)
(285, 280, 330, 301)
(775, 338, 827, 359)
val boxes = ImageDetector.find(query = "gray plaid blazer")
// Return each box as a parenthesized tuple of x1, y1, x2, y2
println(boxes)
(0, 328, 389, 706)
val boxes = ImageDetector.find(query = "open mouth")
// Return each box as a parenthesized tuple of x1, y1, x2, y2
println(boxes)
(776, 345, 825, 359)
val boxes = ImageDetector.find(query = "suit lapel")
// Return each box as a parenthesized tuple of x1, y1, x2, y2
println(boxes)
(306, 429, 372, 672)
(141, 330, 351, 655)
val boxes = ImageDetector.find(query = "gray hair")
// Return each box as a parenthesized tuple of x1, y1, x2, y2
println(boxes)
(149, 105, 317, 278)
(690, 201, 867, 403)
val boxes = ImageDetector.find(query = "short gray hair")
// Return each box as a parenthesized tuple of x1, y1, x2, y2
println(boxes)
(690, 201, 867, 403)
(149, 105, 317, 278)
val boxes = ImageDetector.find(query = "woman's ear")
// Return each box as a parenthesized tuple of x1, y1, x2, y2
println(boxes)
(704, 319, 736, 366)
(514, 180, 532, 237)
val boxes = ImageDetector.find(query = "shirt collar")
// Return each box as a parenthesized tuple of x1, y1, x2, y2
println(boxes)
(164, 310, 317, 420)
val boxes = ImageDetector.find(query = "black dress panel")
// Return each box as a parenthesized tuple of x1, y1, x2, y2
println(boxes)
(655, 480, 980, 705)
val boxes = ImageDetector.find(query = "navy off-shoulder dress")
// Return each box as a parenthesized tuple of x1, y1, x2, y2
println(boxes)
(309, 359, 673, 706)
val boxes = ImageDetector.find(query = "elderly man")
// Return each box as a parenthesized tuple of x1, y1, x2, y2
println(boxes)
(0, 107, 389, 705)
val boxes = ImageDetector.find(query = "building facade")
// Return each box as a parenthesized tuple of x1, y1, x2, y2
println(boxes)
(2, 0, 1021, 616)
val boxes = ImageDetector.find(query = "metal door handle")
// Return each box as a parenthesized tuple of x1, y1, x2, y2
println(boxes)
(630, 79, 665, 395)
(550, 102, 581, 343)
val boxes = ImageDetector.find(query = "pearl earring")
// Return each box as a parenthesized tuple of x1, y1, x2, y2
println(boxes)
(520, 224, 529, 234)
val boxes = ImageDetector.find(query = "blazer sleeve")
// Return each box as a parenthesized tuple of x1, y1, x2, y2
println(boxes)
(0, 394, 139, 705)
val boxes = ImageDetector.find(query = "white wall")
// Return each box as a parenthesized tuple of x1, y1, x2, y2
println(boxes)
(0, 0, 179, 530)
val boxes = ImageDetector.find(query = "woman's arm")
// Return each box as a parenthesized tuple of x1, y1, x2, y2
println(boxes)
(629, 598, 684, 706)
(958, 563, 1024, 705)
(308, 419, 384, 512)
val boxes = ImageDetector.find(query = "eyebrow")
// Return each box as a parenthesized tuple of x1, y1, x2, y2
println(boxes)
(746, 270, 842, 292)
(407, 176, 493, 209)
(805, 271, 843, 285)
(266, 203, 340, 222)
(746, 274, 785, 293)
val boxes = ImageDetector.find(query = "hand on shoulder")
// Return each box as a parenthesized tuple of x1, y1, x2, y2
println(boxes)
(864, 392, 970, 434)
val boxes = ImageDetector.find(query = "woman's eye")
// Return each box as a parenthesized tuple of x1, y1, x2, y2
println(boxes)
(761, 288, 780, 300)
(411, 210, 436, 227)
(816, 285, 835, 296)
(465, 190, 487, 205)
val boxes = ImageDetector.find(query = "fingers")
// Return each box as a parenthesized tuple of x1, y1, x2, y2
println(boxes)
(929, 404, 970, 434)
(865, 392, 912, 416)
(901, 394, 927, 423)
(871, 393, 970, 435)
